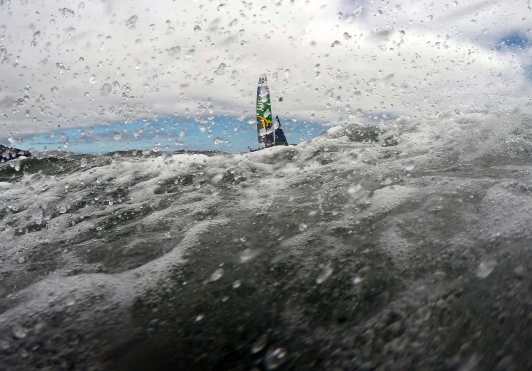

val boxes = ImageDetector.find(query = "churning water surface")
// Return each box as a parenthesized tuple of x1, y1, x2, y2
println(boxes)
(1, 113, 532, 370)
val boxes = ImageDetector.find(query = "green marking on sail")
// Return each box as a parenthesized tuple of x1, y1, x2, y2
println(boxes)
(256, 74, 274, 145)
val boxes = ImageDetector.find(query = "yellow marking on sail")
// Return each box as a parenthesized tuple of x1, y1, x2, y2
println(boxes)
(257, 115, 272, 129)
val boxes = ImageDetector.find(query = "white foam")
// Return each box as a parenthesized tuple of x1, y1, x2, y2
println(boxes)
(2, 112, 532, 356)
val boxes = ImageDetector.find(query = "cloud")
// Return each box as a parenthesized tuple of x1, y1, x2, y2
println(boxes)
(0, 0, 531, 136)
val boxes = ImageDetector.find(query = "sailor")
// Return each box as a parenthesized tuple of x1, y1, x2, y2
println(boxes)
(263, 132, 275, 148)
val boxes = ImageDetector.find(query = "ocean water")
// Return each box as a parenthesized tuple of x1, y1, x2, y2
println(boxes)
(1, 113, 532, 370)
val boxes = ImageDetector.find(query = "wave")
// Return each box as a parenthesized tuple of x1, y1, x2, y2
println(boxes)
(1, 114, 532, 370)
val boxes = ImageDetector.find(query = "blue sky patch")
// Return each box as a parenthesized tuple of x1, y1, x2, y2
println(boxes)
(7, 116, 326, 154)
(523, 65, 532, 82)
(496, 32, 529, 51)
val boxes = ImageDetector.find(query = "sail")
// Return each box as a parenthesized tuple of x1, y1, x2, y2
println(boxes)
(256, 74, 275, 147)
(254, 74, 289, 149)
(273, 116, 289, 146)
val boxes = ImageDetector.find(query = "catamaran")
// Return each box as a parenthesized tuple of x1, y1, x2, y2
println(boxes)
(252, 74, 288, 151)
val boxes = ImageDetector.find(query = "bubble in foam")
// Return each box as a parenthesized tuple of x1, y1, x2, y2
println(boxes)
(12, 324, 28, 339)
(476, 259, 497, 279)
(264, 347, 287, 370)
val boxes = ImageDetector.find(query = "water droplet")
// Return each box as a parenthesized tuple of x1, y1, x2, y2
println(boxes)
(56, 62, 68, 72)
(213, 137, 229, 145)
(195, 314, 204, 322)
(239, 249, 260, 264)
(514, 265, 526, 278)
(347, 184, 362, 195)
(251, 333, 268, 354)
(89, 75, 97, 84)
(59, 8, 75, 17)
(167, 45, 181, 56)
(298, 223, 308, 232)
(264, 347, 287, 370)
(58, 205, 67, 214)
(65, 26, 77, 37)
(100, 83, 112, 96)
(316, 264, 333, 284)
(33, 321, 46, 333)
(352, 276, 363, 285)
(232, 280, 241, 289)
(215, 62, 227, 75)
(66, 297, 76, 306)
(476, 259, 497, 279)
(209, 268, 224, 282)
(210, 173, 223, 184)
(31, 31, 41, 46)
(125, 15, 138, 29)
(12, 324, 28, 339)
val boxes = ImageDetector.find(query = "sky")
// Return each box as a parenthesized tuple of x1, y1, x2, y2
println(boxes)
(1, 0, 532, 140)
(14, 115, 325, 153)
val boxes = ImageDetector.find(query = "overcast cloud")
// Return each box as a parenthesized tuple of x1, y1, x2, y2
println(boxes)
(1, 0, 531, 135)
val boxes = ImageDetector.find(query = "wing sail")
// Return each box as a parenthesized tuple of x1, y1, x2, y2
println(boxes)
(256, 74, 275, 147)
